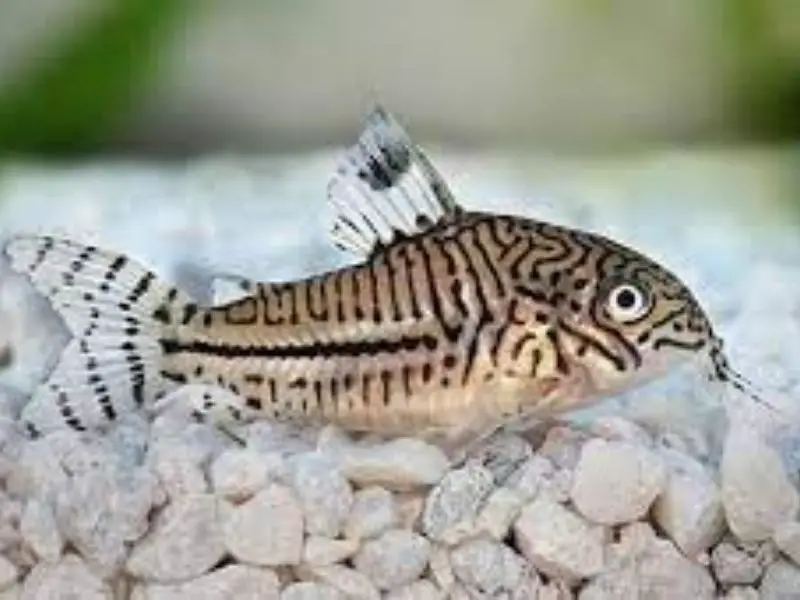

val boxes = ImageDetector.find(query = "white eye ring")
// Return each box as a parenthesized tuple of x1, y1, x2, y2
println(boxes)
(607, 283, 649, 323)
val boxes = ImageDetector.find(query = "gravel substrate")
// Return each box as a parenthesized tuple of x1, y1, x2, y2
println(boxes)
(0, 153, 798, 598)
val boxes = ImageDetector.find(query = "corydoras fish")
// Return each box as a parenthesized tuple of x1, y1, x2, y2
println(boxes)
(3, 108, 752, 453)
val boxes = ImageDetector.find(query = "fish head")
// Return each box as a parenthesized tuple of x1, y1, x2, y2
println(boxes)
(523, 224, 719, 403)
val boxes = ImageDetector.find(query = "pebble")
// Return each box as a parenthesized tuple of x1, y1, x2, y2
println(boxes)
(126, 494, 226, 583)
(288, 454, 353, 537)
(281, 581, 345, 600)
(506, 455, 556, 501)
(450, 538, 533, 597)
(513, 496, 606, 582)
(581, 522, 715, 599)
(302, 565, 379, 600)
(652, 447, 725, 556)
(773, 521, 800, 566)
(344, 486, 398, 541)
(760, 560, 800, 600)
(55, 464, 159, 575)
(467, 433, 532, 484)
(384, 580, 443, 600)
(722, 424, 799, 542)
(21, 554, 110, 600)
(19, 499, 62, 563)
(353, 529, 431, 591)
(150, 444, 209, 499)
(711, 541, 763, 585)
(210, 448, 276, 503)
(223, 484, 304, 566)
(332, 438, 449, 491)
(722, 587, 760, 600)
(570, 439, 666, 525)
(0, 556, 17, 591)
(133, 565, 280, 600)
(302, 537, 359, 567)
(422, 464, 494, 543)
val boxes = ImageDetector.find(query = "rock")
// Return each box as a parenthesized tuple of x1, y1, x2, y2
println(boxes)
(55, 464, 159, 575)
(536, 425, 589, 470)
(450, 538, 534, 598)
(760, 560, 800, 600)
(580, 522, 714, 600)
(21, 554, 110, 600)
(0, 585, 19, 600)
(467, 433, 532, 483)
(246, 420, 317, 457)
(223, 483, 304, 566)
(19, 499, 63, 563)
(722, 587, 759, 600)
(721, 424, 799, 542)
(711, 541, 763, 585)
(422, 464, 494, 543)
(133, 565, 280, 600)
(429, 546, 456, 595)
(105, 414, 150, 469)
(332, 438, 449, 491)
(513, 496, 606, 582)
(774, 521, 800, 566)
(652, 448, 725, 556)
(588, 416, 653, 447)
(384, 580, 444, 600)
(506, 455, 556, 501)
(281, 582, 344, 600)
(474, 487, 525, 540)
(344, 486, 398, 541)
(150, 444, 209, 499)
(302, 565, 379, 600)
(6, 439, 68, 502)
(353, 529, 431, 591)
(288, 454, 353, 537)
(538, 581, 574, 600)
(302, 537, 359, 567)
(570, 439, 666, 525)
(127, 494, 226, 583)
(395, 492, 425, 531)
(0, 556, 17, 591)
(210, 448, 276, 503)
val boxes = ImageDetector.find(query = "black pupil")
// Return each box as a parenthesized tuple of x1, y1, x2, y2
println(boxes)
(616, 288, 638, 310)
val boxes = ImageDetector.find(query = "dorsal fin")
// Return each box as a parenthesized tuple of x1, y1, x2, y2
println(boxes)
(327, 106, 464, 258)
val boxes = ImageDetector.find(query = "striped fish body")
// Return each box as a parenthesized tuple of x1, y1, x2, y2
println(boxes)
(163, 212, 568, 439)
(6, 106, 740, 446)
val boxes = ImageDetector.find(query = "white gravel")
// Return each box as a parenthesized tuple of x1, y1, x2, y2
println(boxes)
(0, 153, 798, 597)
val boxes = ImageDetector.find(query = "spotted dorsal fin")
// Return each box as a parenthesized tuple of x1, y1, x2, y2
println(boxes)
(327, 106, 464, 258)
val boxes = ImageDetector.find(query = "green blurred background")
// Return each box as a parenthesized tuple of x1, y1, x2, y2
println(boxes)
(0, 0, 797, 210)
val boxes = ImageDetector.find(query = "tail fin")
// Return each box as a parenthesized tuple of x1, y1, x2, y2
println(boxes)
(3, 235, 194, 436)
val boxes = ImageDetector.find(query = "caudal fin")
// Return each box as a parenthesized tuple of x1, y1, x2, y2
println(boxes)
(3, 235, 194, 436)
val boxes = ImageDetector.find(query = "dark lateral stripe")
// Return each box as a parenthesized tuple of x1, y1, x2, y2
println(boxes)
(160, 333, 439, 360)
(652, 337, 706, 352)
(557, 319, 628, 372)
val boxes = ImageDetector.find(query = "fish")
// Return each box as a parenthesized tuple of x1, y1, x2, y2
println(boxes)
(2, 106, 763, 454)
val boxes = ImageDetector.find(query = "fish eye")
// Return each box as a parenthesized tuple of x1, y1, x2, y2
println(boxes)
(606, 282, 651, 323)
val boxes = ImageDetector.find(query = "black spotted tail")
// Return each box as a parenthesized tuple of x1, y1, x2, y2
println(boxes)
(3, 235, 194, 436)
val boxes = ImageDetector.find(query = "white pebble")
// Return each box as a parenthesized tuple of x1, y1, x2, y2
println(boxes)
(127, 494, 226, 583)
(711, 541, 763, 585)
(210, 448, 276, 503)
(450, 538, 532, 597)
(721, 425, 799, 542)
(344, 486, 398, 541)
(652, 448, 725, 556)
(774, 522, 800, 567)
(302, 537, 359, 567)
(303, 565, 379, 600)
(223, 484, 304, 566)
(289, 454, 353, 537)
(760, 560, 800, 600)
(0, 556, 17, 591)
(353, 529, 431, 591)
(384, 580, 444, 600)
(335, 438, 449, 491)
(570, 439, 666, 525)
(513, 496, 605, 582)
(133, 565, 280, 600)
(422, 464, 494, 543)
(21, 553, 110, 599)
(281, 581, 344, 600)
(20, 499, 62, 564)
(150, 445, 209, 499)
